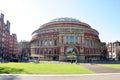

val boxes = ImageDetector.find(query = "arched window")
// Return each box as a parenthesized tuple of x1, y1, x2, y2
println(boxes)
(66, 47, 77, 60)
(66, 47, 77, 55)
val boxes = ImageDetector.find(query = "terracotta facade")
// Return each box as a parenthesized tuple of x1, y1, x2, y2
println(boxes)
(30, 18, 102, 62)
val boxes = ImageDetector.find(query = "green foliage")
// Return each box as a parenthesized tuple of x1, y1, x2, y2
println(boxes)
(0, 67, 24, 74)
(0, 63, 94, 74)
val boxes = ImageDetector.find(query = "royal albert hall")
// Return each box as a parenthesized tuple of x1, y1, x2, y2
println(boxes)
(30, 18, 101, 62)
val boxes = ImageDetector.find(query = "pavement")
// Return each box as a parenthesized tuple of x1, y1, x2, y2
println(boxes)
(80, 63, 120, 73)
(0, 73, 120, 80)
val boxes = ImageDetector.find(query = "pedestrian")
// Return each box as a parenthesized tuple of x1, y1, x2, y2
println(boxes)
(76, 60, 78, 64)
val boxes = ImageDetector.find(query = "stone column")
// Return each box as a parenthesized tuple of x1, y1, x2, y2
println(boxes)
(59, 46, 65, 61)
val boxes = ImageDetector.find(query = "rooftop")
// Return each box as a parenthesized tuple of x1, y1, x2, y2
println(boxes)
(50, 17, 80, 23)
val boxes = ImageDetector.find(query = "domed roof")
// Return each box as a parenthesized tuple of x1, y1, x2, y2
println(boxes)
(50, 17, 80, 23)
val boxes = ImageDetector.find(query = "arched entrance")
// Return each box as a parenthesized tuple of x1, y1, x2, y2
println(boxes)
(65, 47, 78, 62)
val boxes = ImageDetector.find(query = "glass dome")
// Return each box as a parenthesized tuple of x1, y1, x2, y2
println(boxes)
(50, 17, 80, 22)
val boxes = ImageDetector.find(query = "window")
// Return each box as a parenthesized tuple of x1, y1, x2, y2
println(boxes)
(49, 40, 52, 46)
(75, 36, 78, 44)
(41, 41, 43, 46)
(44, 49, 47, 55)
(66, 47, 77, 55)
(70, 36, 74, 43)
(54, 40, 57, 46)
(37, 41, 39, 46)
(90, 40, 92, 47)
(49, 49, 52, 54)
(54, 49, 57, 54)
(45, 40, 47, 46)
(35, 48, 38, 54)
(40, 49, 42, 55)
(37, 49, 39, 54)
(66, 36, 69, 44)
(87, 40, 89, 46)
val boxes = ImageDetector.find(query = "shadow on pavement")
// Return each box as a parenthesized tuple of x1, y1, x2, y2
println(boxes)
(0, 75, 20, 80)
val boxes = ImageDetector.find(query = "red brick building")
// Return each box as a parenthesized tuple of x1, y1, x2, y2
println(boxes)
(31, 17, 104, 62)
(9, 34, 19, 61)
(0, 13, 18, 61)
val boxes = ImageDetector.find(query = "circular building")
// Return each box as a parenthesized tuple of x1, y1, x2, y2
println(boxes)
(30, 17, 101, 62)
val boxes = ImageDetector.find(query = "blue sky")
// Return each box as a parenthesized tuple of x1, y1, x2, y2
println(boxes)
(0, 0, 120, 42)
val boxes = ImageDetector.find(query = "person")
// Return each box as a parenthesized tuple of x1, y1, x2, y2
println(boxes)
(71, 60, 73, 64)
(75, 59, 78, 64)
(34, 58, 39, 63)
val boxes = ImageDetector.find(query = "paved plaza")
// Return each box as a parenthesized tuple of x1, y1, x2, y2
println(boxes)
(0, 73, 120, 80)
(80, 63, 120, 73)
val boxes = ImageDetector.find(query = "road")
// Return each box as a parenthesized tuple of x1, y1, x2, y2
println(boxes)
(0, 73, 120, 80)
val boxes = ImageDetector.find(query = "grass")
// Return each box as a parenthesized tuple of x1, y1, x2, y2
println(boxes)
(100, 64, 120, 69)
(0, 63, 94, 74)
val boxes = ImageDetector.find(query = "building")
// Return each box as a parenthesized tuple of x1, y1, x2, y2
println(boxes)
(0, 13, 18, 61)
(100, 42, 107, 60)
(19, 41, 30, 61)
(9, 34, 19, 61)
(30, 17, 102, 62)
(0, 13, 10, 61)
(107, 41, 120, 60)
